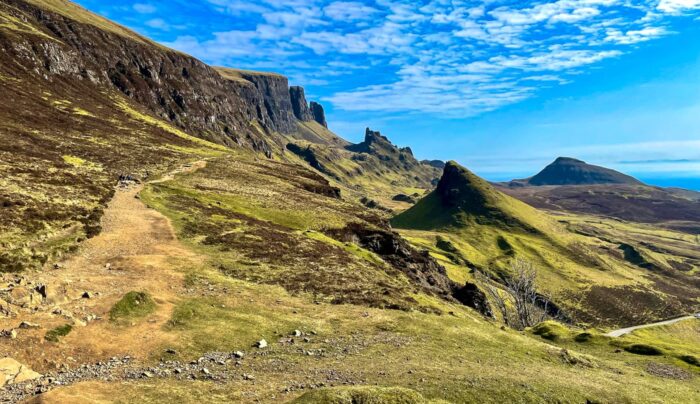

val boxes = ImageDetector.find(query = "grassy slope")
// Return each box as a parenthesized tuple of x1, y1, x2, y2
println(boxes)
(392, 164, 699, 327)
(1, 2, 697, 402)
(40, 159, 700, 403)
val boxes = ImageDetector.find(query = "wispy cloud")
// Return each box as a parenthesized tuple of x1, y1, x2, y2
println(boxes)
(159, 0, 700, 117)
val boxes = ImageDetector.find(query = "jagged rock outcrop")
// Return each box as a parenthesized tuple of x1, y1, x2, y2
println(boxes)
(325, 222, 493, 317)
(289, 86, 313, 121)
(310, 101, 327, 128)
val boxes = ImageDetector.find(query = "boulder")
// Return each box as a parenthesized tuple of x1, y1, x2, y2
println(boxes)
(0, 358, 42, 387)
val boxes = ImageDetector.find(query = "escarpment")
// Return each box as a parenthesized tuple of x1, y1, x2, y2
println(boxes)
(0, 0, 330, 156)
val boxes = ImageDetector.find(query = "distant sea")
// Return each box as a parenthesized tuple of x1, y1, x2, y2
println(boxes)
(485, 173, 700, 192)
(637, 177, 700, 191)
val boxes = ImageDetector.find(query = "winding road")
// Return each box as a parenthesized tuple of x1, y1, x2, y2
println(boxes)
(605, 315, 697, 337)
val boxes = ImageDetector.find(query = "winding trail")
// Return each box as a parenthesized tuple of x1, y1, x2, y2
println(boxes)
(0, 160, 209, 402)
(605, 315, 697, 337)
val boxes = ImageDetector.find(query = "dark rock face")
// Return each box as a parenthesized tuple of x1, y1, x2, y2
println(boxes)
(289, 86, 313, 121)
(326, 223, 492, 316)
(453, 283, 492, 317)
(436, 162, 492, 210)
(528, 157, 643, 186)
(310, 101, 327, 128)
(392, 194, 416, 204)
(1, 0, 327, 156)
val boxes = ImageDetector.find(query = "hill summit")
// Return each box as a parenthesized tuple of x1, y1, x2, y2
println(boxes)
(527, 157, 642, 186)
(392, 161, 538, 232)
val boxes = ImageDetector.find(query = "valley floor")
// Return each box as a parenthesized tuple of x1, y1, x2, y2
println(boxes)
(2, 155, 698, 403)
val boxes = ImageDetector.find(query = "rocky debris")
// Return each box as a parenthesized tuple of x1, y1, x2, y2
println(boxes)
(233, 351, 245, 359)
(310, 101, 327, 128)
(256, 339, 268, 349)
(645, 362, 692, 380)
(326, 222, 493, 317)
(118, 174, 140, 186)
(0, 275, 76, 315)
(289, 86, 313, 121)
(0, 358, 42, 387)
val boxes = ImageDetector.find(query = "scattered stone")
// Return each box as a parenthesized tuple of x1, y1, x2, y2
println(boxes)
(232, 351, 244, 359)
(165, 348, 178, 355)
(646, 363, 692, 380)
(256, 339, 268, 349)
(201, 368, 210, 375)
(18, 322, 40, 329)
(81, 292, 93, 299)
(105, 263, 112, 270)
(142, 371, 153, 378)
(243, 373, 255, 381)
(292, 330, 302, 337)
(4, 329, 18, 339)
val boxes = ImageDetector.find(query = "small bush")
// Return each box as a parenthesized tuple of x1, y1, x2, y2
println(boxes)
(45, 324, 72, 342)
(109, 291, 156, 323)
(624, 344, 663, 356)
(574, 332, 593, 343)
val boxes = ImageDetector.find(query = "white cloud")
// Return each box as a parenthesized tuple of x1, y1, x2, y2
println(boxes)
(324, 1, 379, 21)
(658, 0, 700, 13)
(160, 0, 700, 118)
(133, 3, 156, 14)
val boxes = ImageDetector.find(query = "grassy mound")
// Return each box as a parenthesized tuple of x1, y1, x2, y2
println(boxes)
(109, 291, 156, 323)
(531, 321, 570, 341)
(293, 386, 429, 404)
(45, 324, 72, 342)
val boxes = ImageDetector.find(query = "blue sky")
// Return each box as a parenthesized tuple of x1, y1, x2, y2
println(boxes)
(75, 0, 700, 190)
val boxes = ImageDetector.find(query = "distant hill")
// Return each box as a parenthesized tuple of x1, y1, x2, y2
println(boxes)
(523, 157, 643, 186)
(392, 161, 546, 232)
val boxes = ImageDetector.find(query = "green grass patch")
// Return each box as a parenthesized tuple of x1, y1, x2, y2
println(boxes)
(293, 386, 429, 404)
(109, 291, 156, 323)
(530, 321, 570, 341)
(45, 324, 72, 342)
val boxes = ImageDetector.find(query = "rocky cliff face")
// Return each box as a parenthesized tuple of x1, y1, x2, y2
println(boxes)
(289, 86, 313, 121)
(1, 0, 327, 156)
(310, 101, 327, 128)
(290, 87, 327, 128)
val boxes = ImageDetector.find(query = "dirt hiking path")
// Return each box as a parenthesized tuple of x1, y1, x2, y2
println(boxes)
(0, 161, 207, 374)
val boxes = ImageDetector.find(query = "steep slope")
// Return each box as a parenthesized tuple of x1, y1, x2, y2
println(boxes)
(393, 162, 699, 326)
(392, 161, 552, 233)
(523, 157, 643, 186)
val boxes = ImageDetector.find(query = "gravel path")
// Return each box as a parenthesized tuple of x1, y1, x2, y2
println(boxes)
(605, 315, 697, 337)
